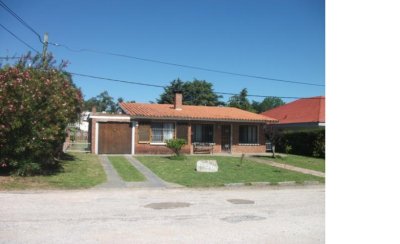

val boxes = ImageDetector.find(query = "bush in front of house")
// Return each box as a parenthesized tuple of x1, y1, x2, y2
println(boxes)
(0, 56, 83, 176)
(276, 130, 325, 158)
(166, 138, 186, 157)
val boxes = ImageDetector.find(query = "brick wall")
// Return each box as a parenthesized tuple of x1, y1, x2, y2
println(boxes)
(231, 123, 266, 153)
(135, 144, 191, 154)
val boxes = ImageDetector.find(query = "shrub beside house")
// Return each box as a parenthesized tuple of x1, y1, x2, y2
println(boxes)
(261, 96, 325, 158)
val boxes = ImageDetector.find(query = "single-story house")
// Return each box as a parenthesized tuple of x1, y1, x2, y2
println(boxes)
(88, 92, 277, 154)
(260, 96, 325, 131)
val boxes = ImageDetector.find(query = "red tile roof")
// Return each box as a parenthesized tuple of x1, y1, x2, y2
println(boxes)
(119, 103, 277, 122)
(260, 96, 325, 124)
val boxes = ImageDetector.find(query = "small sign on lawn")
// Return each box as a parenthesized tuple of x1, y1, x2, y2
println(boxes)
(196, 160, 218, 172)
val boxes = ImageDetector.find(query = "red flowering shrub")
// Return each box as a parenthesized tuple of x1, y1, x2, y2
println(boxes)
(0, 65, 83, 175)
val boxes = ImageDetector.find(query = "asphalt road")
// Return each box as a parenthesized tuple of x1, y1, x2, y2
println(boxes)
(0, 185, 324, 244)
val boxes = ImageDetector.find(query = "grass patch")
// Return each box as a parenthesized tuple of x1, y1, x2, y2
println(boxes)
(0, 153, 106, 190)
(108, 156, 145, 182)
(136, 156, 324, 187)
(262, 154, 325, 172)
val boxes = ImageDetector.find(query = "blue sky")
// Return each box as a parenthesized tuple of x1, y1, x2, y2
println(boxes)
(0, 0, 325, 103)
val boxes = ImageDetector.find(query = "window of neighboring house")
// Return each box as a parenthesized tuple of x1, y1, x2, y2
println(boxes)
(239, 125, 258, 144)
(192, 124, 214, 143)
(151, 122, 175, 143)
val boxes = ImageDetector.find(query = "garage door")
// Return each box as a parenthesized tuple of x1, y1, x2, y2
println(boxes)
(98, 122, 132, 154)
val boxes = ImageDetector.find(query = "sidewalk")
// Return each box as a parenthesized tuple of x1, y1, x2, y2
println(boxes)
(249, 156, 325, 178)
(125, 156, 182, 188)
(96, 155, 182, 189)
(97, 156, 126, 188)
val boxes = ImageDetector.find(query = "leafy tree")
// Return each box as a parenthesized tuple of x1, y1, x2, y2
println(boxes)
(83, 91, 116, 112)
(227, 88, 254, 112)
(117, 97, 135, 103)
(251, 97, 285, 113)
(84, 92, 135, 112)
(0, 53, 83, 175)
(157, 78, 223, 106)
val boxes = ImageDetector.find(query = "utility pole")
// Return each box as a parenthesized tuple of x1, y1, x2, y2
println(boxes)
(42, 32, 48, 67)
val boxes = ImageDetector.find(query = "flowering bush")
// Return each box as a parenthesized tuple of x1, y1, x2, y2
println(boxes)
(0, 64, 83, 175)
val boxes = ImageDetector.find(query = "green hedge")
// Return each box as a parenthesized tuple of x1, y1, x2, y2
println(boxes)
(276, 130, 325, 158)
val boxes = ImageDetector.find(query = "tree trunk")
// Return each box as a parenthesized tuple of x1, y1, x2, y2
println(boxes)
(272, 145, 276, 158)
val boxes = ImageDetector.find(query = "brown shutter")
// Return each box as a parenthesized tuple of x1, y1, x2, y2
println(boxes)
(138, 123, 150, 143)
(176, 123, 188, 144)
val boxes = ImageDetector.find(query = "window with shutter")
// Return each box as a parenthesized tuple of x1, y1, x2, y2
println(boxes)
(138, 124, 150, 143)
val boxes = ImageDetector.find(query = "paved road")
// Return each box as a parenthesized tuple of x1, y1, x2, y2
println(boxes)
(0, 186, 324, 244)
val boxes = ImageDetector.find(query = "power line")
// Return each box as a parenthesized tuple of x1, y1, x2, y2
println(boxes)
(0, 56, 22, 59)
(69, 71, 323, 100)
(52, 44, 324, 87)
(0, 0, 324, 87)
(0, 24, 40, 53)
(69, 72, 166, 88)
(0, 0, 43, 43)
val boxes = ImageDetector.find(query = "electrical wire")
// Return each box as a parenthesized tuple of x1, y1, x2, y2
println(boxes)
(52, 44, 324, 87)
(69, 71, 324, 100)
(0, 0, 43, 43)
(0, 0, 324, 88)
(0, 24, 40, 53)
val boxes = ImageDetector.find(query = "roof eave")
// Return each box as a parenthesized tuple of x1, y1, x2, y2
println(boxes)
(128, 115, 274, 123)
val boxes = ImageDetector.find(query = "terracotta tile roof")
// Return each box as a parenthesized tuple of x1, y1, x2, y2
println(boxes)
(119, 103, 277, 122)
(260, 96, 325, 124)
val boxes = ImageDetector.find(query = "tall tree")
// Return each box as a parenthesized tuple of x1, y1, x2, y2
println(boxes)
(227, 88, 254, 112)
(252, 97, 285, 113)
(84, 91, 117, 112)
(157, 79, 223, 106)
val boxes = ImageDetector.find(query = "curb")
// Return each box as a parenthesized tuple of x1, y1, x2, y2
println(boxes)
(250, 182, 271, 186)
(223, 181, 323, 187)
(303, 180, 320, 185)
(277, 181, 296, 186)
(224, 183, 246, 187)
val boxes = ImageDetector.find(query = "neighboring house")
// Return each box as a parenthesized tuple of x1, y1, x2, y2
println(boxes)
(260, 96, 325, 130)
(88, 92, 277, 155)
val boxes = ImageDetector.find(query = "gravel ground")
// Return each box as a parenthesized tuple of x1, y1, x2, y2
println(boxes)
(0, 185, 325, 244)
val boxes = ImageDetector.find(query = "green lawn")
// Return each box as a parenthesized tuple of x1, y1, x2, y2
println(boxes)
(262, 154, 325, 172)
(0, 153, 106, 190)
(136, 156, 324, 187)
(108, 156, 145, 182)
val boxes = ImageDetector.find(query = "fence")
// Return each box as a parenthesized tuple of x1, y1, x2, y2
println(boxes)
(64, 126, 91, 153)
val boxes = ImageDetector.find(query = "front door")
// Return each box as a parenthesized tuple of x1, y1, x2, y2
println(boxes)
(221, 125, 231, 153)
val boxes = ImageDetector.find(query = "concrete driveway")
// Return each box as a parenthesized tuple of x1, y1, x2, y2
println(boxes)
(0, 185, 324, 244)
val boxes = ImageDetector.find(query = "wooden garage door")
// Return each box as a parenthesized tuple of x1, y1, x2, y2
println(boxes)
(98, 122, 132, 154)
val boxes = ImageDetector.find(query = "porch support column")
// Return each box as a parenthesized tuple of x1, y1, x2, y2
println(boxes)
(188, 123, 192, 154)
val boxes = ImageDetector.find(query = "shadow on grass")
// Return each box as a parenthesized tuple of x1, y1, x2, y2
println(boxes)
(60, 153, 77, 161)
(252, 155, 282, 159)
(167, 155, 187, 161)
